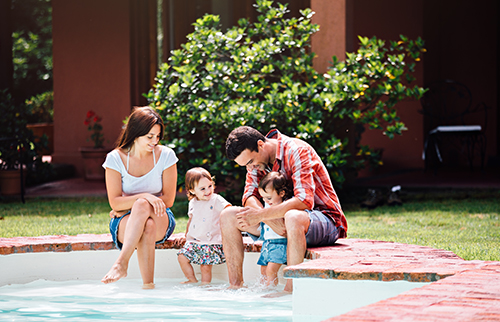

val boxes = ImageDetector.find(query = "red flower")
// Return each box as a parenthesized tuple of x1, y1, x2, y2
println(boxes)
(84, 110, 104, 148)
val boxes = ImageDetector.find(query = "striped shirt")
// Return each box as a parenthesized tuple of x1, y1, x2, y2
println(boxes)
(242, 129, 347, 238)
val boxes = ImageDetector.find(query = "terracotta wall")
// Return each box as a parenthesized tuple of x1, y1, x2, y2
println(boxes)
(311, 0, 425, 173)
(311, 0, 352, 73)
(311, 0, 498, 174)
(423, 0, 498, 163)
(52, 0, 132, 175)
(352, 0, 425, 172)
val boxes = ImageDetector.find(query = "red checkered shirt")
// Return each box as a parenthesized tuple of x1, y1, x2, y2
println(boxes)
(242, 129, 347, 238)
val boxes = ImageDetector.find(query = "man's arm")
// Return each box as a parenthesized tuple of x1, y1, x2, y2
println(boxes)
(243, 195, 264, 210)
(237, 195, 309, 235)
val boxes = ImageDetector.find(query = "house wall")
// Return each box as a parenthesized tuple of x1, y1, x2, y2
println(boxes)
(312, 0, 425, 174)
(423, 0, 498, 164)
(352, 0, 425, 172)
(52, 0, 132, 176)
(311, 0, 351, 73)
(311, 0, 498, 175)
(48, 0, 497, 178)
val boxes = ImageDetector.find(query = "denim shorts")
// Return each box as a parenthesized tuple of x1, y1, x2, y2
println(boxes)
(257, 238, 287, 266)
(305, 209, 340, 247)
(109, 208, 176, 250)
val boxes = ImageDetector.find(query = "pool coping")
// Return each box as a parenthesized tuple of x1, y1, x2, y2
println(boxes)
(1, 234, 499, 321)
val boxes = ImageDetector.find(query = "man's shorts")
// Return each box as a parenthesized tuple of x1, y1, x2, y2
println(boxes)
(246, 210, 340, 247)
(305, 209, 340, 247)
(109, 208, 176, 250)
(257, 238, 287, 266)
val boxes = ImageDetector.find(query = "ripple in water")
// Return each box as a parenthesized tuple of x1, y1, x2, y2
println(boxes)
(0, 278, 292, 321)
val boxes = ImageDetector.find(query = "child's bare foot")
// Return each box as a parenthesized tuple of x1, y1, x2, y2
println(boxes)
(227, 282, 246, 290)
(200, 281, 211, 286)
(180, 279, 198, 284)
(142, 283, 155, 289)
(101, 263, 128, 284)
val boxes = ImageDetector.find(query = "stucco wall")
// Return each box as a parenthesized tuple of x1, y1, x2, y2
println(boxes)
(311, 0, 425, 173)
(52, 0, 132, 176)
(352, 0, 425, 172)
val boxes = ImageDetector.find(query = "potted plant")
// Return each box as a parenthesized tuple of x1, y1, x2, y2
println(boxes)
(25, 91, 54, 155)
(79, 110, 108, 181)
(0, 89, 41, 195)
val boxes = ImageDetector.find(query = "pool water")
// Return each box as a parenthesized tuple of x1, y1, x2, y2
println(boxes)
(0, 278, 292, 321)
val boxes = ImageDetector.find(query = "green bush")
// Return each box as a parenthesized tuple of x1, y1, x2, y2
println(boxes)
(25, 90, 54, 124)
(11, 0, 53, 102)
(0, 89, 38, 171)
(0, 89, 52, 183)
(147, 0, 425, 199)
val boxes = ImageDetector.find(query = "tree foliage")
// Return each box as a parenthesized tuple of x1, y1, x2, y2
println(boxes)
(147, 0, 425, 197)
(11, 0, 53, 102)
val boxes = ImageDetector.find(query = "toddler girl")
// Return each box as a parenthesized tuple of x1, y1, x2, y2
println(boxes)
(257, 171, 293, 287)
(177, 167, 231, 284)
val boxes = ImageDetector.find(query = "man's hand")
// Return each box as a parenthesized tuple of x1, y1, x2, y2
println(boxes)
(263, 218, 286, 237)
(235, 207, 263, 230)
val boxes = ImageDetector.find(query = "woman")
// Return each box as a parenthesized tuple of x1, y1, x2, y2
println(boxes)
(101, 106, 178, 289)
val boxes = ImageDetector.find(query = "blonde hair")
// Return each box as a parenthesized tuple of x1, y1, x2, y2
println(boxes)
(185, 167, 214, 201)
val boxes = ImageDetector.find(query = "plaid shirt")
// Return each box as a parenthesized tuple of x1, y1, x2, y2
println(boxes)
(242, 129, 347, 238)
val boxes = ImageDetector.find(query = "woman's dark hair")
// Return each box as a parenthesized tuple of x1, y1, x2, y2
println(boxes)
(225, 126, 266, 160)
(258, 171, 293, 201)
(116, 106, 164, 150)
(185, 167, 214, 201)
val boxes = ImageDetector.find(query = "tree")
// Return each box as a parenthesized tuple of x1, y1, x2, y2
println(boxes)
(147, 0, 425, 199)
(11, 0, 53, 102)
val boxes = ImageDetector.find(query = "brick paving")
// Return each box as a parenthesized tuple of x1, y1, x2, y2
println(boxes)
(1, 235, 499, 321)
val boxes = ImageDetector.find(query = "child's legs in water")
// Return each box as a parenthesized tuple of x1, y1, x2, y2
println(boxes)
(178, 254, 197, 283)
(264, 262, 282, 286)
(200, 264, 213, 284)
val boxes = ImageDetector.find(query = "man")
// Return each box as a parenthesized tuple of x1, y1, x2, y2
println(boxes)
(220, 126, 347, 293)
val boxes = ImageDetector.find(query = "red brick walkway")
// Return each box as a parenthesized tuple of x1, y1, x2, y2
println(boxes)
(1, 235, 499, 321)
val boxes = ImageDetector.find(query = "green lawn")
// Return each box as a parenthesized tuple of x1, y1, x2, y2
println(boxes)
(0, 191, 498, 262)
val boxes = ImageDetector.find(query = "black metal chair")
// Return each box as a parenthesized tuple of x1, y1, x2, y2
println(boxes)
(420, 80, 488, 173)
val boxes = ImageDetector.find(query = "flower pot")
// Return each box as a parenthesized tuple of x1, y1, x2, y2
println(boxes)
(27, 122, 54, 155)
(79, 147, 109, 181)
(0, 169, 26, 196)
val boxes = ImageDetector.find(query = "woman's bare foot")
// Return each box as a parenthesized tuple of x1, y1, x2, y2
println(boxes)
(101, 263, 128, 284)
(180, 279, 198, 284)
(142, 283, 155, 289)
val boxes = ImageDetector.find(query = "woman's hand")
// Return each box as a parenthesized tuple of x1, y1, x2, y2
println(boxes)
(109, 209, 129, 218)
(143, 195, 167, 217)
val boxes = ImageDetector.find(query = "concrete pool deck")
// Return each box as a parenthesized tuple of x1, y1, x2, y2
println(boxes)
(1, 234, 499, 321)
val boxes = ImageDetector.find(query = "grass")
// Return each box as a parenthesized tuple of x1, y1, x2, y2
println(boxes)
(343, 196, 500, 261)
(0, 189, 499, 262)
(0, 197, 189, 237)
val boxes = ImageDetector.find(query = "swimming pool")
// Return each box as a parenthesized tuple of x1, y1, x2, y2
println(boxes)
(0, 249, 429, 321)
(0, 278, 293, 321)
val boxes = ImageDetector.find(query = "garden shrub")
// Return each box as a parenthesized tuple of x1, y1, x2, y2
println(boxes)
(147, 0, 425, 201)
